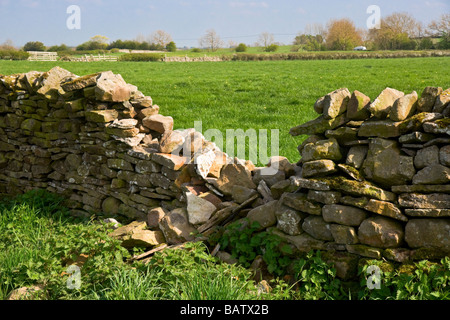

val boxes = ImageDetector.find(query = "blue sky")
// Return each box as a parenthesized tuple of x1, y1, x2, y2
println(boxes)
(0, 0, 448, 48)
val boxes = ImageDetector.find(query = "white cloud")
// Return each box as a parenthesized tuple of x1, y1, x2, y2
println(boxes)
(424, 1, 447, 8)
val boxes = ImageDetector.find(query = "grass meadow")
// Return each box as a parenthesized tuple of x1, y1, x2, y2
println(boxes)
(1, 57, 449, 164)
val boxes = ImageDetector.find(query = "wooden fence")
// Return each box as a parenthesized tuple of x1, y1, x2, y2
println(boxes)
(27, 51, 58, 61)
(27, 52, 118, 62)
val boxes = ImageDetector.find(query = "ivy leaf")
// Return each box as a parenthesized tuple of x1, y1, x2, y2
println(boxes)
(280, 244, 293, 255)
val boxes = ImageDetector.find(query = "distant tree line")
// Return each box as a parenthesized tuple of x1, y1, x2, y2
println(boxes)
(2, 13, 449, 57)
(290, 13, 450, 52)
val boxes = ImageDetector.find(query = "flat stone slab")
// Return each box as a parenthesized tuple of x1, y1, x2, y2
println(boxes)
(398, 193, 450, 209)
(392, 184, 450, 194)
(404, 209, 450, 218)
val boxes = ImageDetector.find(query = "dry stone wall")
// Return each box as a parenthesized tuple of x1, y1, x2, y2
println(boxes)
(0, 67, 449, 274)
(288, 86, 450, 262)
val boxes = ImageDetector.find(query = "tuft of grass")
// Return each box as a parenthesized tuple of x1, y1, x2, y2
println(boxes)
(0, 190, 281, 300)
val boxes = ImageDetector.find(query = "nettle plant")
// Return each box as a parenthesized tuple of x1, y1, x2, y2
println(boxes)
(219, 219, 295, 277)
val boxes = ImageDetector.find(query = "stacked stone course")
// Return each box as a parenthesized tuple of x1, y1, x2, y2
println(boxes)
(287, 86, 449, 263)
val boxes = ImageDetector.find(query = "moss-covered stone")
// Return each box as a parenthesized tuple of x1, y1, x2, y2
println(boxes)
(322, 88, 351, 120)
(301, 137, 342, 162)
(302, 159, 337, 178)
(358, 119, 402, 138)
(362, 138, 415, 187)
(346, 90, 371, 120)
(346, 244, 383, 259)
(20, 118, 41, 132)
(289, 114, 348, 136)
(364, 199, 408, 222)
(432, 87, 450, 113)
(107, 158, 134, 171)
(281, 192, 323, 215)
(337, 163, 364, 181)
(61, 72, 100, 92)
(318, 176, 397, 202)
(325, 127, 358, 144)
(389, 91, 418, 121)
(105, 126, 140, 138)
(368, 87, 404, 119)
(423, 118, 450, 135)
(64, 98, 86, 112)
(33, 132, 61, 140)
(5, 114, 24, 129)
(417, 86, 442, 112)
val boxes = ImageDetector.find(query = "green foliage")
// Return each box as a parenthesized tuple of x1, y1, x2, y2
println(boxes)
(437, 32, 450, 49)
(219, 219, 292, 276)
(264, 44, 279, 52)
(57, 49, 109, 56)
(293, 34, 325, 51)
(107, 39, 164, 51)
(166, 41, 177, 52)
(418, 38, 434, 50)
(92, 242, 260, 300)
(293, 251, 346, 300)
(358, 257, 450, 300)
(374, 32, 418, 50)
(47, 44, 69, 52)
(76, 41, 108, 51)
(191, 47, 202, 53)
(0, 190, 129, 300)
(235, 43, 248, 52)
(119, 53, 164, 62)
(0, 50, 29, 60)
(0, 191, 262, 300)
(23, 41, 46, 52)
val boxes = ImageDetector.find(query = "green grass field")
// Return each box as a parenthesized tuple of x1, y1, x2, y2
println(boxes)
(1, 57, 449, 164)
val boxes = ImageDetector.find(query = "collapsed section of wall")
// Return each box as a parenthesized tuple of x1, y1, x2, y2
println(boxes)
(0, 67, 449, 271)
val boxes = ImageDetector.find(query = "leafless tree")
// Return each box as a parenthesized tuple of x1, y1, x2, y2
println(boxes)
(0, 39, 16, 50)
(150, 30, 173, 47)
(427, 13, 450, 37)
(368, 12, 422, 49)
(382, 12, 422, 38)
(227, 40, 237, 49)
(304, 23, 326, 37)
(199, 29, 224, 51)
(257, 32, 275, 48)
(135, 33, 146, 43)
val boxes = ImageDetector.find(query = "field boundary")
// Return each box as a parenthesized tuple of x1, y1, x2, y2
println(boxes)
(160, 50, 450, 62)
